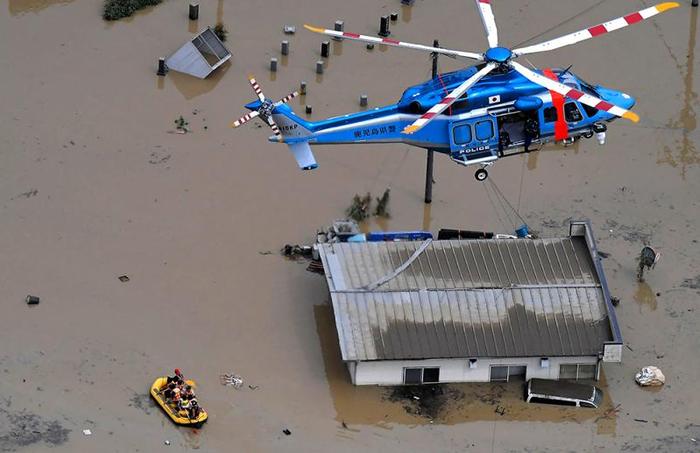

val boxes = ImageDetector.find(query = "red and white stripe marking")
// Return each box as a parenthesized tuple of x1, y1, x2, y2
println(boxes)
(511, 62, 638, 122)
(514, 2, 679, 56)
(232, 110, 259, 128)
(276, 91, 299, 106)
(266, 117, 282, 137)
(248, 76, 266, 102)
(303, 25, 483, 61)
(403, 62, 497, 134)
(476, 0, 499, 48)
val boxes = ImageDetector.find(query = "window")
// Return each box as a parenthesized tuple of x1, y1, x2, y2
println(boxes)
(490, 365, 526, 382)
(453, 124, 472, 145)
(403, 367, 440, 384)
(404, 368, 422, 384)
(544, 106, 558, 123)
(475, 120, 494, 141)
(578, 365, 596, 380)
(423, 368, 440, 383)
(560, 363, 597, 380)
(564, 102, 583, 122)
(490, 366, 509, 382)
(529, 397, 577, 406)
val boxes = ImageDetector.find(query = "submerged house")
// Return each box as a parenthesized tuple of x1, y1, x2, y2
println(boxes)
(318, 220, 622, 386)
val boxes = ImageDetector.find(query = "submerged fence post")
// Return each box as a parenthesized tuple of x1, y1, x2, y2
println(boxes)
(189, 2, 199, 20)
(157, 58, 167, 76)
(379, 15, 390, 37)
(333, 20, 344, 41)
(424, 39, 439, 204)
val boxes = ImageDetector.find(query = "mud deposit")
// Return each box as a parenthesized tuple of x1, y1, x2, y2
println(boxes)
(0, 407, 69, 451)
(385, 385, 465, 420)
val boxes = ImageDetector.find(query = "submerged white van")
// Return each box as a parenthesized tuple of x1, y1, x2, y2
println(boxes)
(525, 379, 603, 408)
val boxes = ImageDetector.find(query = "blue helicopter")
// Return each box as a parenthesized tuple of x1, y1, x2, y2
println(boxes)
(232, 1, 678, 181)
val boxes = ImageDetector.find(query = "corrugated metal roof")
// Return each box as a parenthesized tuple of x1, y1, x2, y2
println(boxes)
(319, 235, 615, 361)
(166, 28, 231, 79)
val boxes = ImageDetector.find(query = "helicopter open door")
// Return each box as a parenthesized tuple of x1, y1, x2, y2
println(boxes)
(448, 116, 499, 165)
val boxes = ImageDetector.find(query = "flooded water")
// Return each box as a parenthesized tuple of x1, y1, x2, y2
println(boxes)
(1, 0, 699, 451)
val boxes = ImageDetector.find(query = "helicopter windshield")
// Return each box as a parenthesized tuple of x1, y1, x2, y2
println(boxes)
(579, 80, 600, 98)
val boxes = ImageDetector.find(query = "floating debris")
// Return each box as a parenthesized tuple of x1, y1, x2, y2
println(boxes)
(373, 188, 391, 218)
(281, 244, 312, 260)
(25, 295, 40, 305)
(283, 25, 296, 34)
(219, 373, 244, 389)
(635, 366, 665, 387)
(174, 116, 189, 133)
(346, 193, 372, 222)
(213, 23, 228, 42)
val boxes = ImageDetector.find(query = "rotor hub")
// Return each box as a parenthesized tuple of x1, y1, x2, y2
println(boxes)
(259, 99, 274, 119)
(484, 47, 513, 64)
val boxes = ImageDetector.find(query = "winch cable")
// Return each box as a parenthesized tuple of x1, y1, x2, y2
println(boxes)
(483, 179, 510, 233)
(485, 176, 529, 233)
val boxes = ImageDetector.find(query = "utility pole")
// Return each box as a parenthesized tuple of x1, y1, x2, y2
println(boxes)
(424, 39, 439, 203)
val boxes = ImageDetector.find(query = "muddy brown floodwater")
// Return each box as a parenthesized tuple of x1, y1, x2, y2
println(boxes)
(1, 0, 699, 452)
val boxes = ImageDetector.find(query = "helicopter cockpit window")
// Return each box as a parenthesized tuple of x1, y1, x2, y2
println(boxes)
(564, 103, 583, 122)
(582, 104, 599, 118)
(453, 124, 472, 145)
(475, 120, 494, 141)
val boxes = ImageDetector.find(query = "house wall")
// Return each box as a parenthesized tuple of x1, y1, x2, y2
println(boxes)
(350, 356, 599, 386)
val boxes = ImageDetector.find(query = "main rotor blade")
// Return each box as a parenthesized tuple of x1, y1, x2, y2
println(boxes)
(248, 75, 266, 102)
(510, 61, 639, 122)
(266, 116, 283, 140)
(275, 91, 299, 107)
(304, 24, 484, 61)
(231, 110, 260, 128)
(475, 0, 499, 48)
(403, 62, 498, 135)
(513, 2, 679, 56)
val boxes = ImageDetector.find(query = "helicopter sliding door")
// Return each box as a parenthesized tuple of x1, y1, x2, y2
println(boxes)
(449, 116, 499, 164)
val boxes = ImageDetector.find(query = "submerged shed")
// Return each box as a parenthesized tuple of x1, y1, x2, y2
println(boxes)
(165, 28, 231, 79)
(318, 220, 622, 386)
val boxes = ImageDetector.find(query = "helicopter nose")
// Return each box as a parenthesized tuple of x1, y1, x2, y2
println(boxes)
(619, 92, 636, 110)
(598, 87, 636, 110)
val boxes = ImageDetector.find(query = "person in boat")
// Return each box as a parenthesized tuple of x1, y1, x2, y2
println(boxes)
(179, 397, 192, 417)
(170, 386, 181, 406)
(163, 382, 177, 401)
(189, 399, 201, 418)
(167, 368, 184, 385)
(182, 384, 195, 400)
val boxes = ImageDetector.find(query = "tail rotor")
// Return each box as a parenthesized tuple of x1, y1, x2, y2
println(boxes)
(231, 75, 299, 142)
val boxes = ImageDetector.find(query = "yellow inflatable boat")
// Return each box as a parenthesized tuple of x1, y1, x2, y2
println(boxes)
(150, 377, 208, 427)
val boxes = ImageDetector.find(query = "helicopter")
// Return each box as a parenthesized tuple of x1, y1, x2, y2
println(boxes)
(232, 1, 678, 181)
